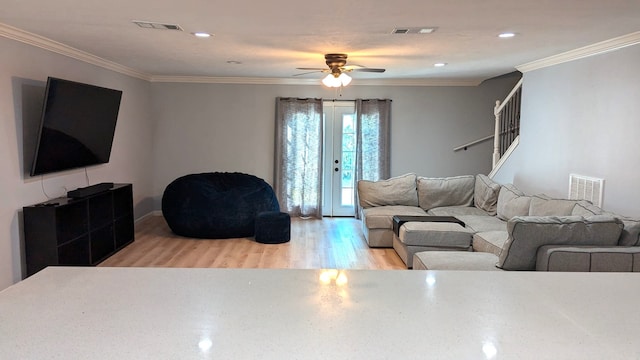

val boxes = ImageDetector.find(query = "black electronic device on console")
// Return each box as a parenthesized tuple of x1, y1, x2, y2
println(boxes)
(67, 182, 114, 199)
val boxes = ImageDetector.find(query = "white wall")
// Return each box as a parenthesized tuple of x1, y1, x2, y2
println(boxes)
(0, 37, 155, 288)
(150, 74, 520, 207)
(494, 44, 640, 217)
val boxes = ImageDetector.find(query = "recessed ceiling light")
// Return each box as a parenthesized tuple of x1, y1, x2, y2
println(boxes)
(434, 63, 447, 67)
(498, 32, 516, 38)
(192, 32, 212, 38)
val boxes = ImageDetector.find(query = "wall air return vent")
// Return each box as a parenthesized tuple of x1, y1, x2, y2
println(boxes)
(132, 21, 184, 31)
(568, 174, 604, 207)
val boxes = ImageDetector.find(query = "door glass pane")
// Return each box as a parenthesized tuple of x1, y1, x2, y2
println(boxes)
(341, 114, 356, 206)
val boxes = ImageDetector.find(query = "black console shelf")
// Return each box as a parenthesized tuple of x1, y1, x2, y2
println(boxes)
(23, 183, 134, 277)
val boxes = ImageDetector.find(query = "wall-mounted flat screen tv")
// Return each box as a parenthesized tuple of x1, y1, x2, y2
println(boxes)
(30, 77, 123, 176)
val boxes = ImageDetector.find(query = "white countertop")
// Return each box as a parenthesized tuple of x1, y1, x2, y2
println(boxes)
(0, 267, 639, 359)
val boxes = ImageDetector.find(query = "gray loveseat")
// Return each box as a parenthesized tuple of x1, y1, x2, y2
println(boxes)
(357, 173, 640, 271)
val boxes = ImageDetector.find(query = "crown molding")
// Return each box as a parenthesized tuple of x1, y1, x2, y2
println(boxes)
(149, 76, 319, 85)
(149, 75, 482, 86)
(517, 31, 640, 73)
(0, 22, 151, 81)
(352, 78, 482, 86)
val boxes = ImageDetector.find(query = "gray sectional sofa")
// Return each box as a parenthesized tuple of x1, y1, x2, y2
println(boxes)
(357, 173, 640, 271)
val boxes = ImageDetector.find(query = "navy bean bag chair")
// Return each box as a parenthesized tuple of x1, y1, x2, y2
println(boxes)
(162, 172, 280, 239)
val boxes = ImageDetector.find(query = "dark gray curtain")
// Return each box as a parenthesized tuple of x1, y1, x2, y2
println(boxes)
(354, 99, 391, 217)
(274, 97, 323, 218)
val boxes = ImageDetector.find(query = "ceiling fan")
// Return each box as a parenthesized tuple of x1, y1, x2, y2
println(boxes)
(295, 53, 386, 87)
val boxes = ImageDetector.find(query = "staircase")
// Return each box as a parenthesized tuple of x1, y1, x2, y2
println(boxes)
(453, 78, 523, 177)
(489, 78, 523, 177)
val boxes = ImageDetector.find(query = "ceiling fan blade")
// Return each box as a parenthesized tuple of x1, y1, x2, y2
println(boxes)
(293, 70, 324, 77)
(352, 68, 386, 73)
(297, 54, 386, 78)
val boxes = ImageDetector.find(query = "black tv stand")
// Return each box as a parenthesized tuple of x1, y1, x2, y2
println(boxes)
(23, 183, 134, 277)
(67, 182, 114, 199)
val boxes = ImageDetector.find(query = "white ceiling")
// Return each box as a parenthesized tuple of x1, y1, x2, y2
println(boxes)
(1, 0, 640, 84)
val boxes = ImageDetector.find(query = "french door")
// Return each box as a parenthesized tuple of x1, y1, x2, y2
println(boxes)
(322, 101, 356, 217)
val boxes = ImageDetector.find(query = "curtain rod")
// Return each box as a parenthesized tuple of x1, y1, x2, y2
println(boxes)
(277, 97, 392, 102)
(324, 99, 393, 102)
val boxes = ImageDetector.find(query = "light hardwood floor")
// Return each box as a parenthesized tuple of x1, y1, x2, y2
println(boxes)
(100, 215, 406, 270)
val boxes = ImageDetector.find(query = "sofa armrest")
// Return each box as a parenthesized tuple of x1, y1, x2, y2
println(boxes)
(498, 215, 623, 270)
(536, 245, 640, 272)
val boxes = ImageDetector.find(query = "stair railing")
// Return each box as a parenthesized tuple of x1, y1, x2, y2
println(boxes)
(492, 78, 522, 168)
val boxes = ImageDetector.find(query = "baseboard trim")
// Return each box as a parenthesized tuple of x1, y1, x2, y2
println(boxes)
(134, 210, 162, 224)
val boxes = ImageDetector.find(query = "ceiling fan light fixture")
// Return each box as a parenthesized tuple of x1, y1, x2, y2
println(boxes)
(322, 73, 351, 87)
(322, 74, 337, 87)
(338, 73, 352, 86)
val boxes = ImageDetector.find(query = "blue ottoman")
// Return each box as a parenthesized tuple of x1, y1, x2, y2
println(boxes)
(255, 211, 291, 244)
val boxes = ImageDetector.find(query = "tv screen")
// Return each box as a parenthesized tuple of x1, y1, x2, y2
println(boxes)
(30, 77, 123, 176)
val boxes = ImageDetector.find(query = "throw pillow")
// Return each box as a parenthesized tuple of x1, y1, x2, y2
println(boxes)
(417, 175, 475, 211)
(571, 200, 604, 216)
(496, 184, 531, 220)
(357, 173, 418, 208)
(474, 174, 501, 215)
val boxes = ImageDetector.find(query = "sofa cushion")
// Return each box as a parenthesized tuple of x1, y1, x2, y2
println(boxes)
(497, 215, 624, 270)
(413, 251, 500, 271)
(398, 222, 472, 247)
(536, 245, 640, 272)
(457, 215, 507, 233)
(496, 184, 531, 220)
(474, 174, 501, 215)
(358, 173, 418, 208)
(528, 196, 578, 216)
(361, 205, 427, 229)
(473, 231, 508, 256)
(427, 206, 490, 217)
(417, 175, 475, 211)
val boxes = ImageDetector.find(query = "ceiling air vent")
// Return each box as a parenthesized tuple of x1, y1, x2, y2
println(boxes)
(132, 21, 184, 31)
(392, 28, 410, 34)
(392, 27, 438, 34)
